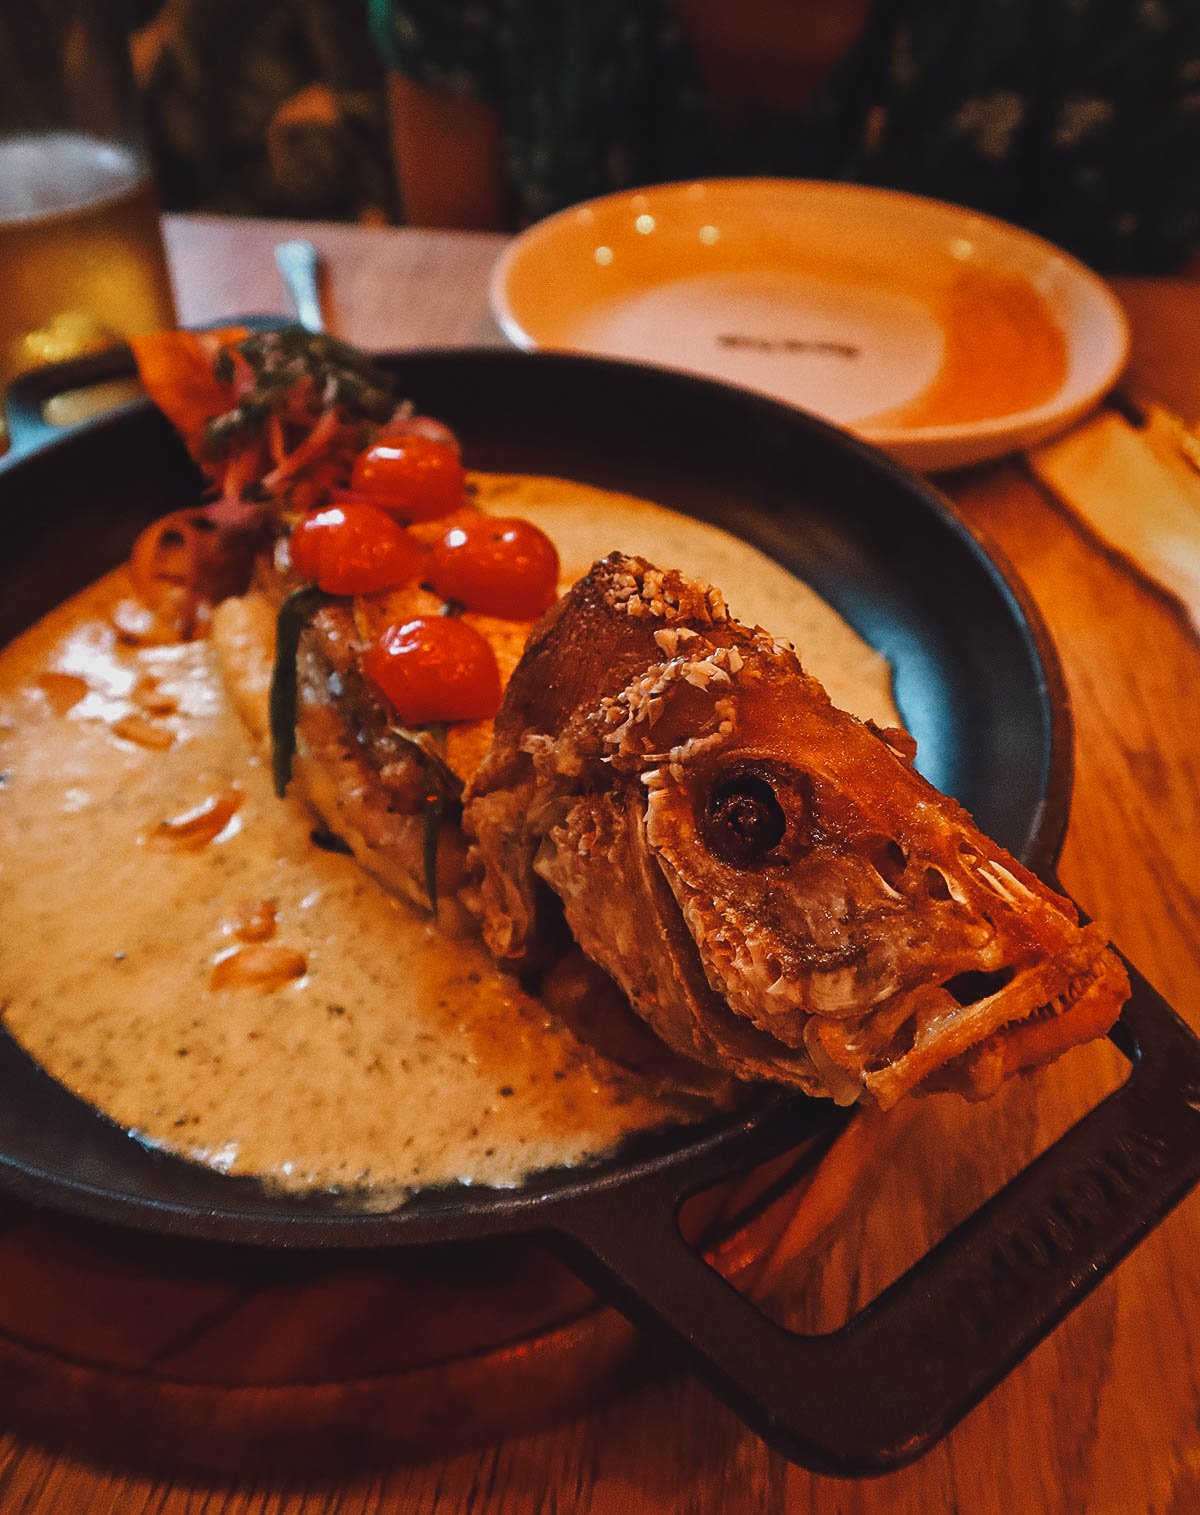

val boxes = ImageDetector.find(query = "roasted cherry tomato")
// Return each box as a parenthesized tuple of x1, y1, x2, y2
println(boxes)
(349, 434, 466, 522)
(288, 501, 422, 595)
(362, 615, 502, 724)
(425, 516, 559, 619)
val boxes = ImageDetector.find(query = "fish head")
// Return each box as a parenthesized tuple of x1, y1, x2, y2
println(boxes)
(468, 553, 1126, 1106)
(598, 622, 1122, 1105)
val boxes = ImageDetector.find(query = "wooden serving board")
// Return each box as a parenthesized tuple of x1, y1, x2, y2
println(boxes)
(0, 1191, 635, 1476)
(0, 1127, 866, 1478)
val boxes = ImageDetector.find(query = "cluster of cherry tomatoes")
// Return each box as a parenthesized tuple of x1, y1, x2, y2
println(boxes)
(287, 428, 559, 726)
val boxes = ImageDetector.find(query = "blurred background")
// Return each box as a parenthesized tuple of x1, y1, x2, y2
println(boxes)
(128, 0, 398, 225)
(127, 0, 1200, 274)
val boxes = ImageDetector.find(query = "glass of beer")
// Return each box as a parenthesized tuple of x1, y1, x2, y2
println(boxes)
(0, 2, 177, 395)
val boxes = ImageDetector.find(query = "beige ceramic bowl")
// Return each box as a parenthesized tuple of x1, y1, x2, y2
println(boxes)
(490, 179, 1130, 472)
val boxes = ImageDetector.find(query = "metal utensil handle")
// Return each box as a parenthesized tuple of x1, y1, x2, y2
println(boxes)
(275, 241, 325, 333)
(553, 958, 1200, 1477)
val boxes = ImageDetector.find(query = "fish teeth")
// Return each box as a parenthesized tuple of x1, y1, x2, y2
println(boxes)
(977, 860, 1035, 903)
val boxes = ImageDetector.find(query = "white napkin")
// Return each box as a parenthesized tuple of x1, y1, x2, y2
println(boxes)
(1027, 401, 1200, 636)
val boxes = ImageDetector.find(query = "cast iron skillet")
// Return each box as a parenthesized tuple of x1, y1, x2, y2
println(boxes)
(3, 345, 1200, 1477)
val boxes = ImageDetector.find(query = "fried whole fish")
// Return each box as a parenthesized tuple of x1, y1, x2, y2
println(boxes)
(128, 328, 1128, 1110)
(464, 554, 1128, 1108)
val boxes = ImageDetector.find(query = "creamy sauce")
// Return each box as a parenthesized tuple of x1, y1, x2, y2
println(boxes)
(0, 578, 702, 1199)
(0, 479, 898, 1200)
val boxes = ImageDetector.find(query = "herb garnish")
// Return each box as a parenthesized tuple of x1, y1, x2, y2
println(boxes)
(388, 725, 465, 916)
(203, 327, 397, 461)
(270, 585, 328, 797)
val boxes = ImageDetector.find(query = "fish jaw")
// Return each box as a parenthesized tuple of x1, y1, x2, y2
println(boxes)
(532, 786, 828, 1091)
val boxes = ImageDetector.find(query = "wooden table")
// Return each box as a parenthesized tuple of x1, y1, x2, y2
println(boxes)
(2, 213, 1199, 1513)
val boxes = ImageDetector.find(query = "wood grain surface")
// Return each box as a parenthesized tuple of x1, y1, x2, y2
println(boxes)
(0, 215, 1197, 1514)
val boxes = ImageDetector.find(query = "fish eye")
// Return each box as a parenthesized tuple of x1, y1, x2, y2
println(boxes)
(701, 768, 788, 867)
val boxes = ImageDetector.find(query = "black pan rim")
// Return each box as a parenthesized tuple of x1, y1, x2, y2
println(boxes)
(0, 344, 1074, 1250)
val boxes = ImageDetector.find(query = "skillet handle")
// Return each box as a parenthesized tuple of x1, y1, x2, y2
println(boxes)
(1, 347, 143, 457)
(1, 317, 288, 459)
(551, 958, 1200, 1476)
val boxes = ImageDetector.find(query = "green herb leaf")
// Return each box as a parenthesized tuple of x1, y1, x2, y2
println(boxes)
(201, 325, 400, 461)
(388, 723, 464, 915)
(421, 785, 445, 919)
(388, 724, 464, 804)
(270, 585, 328, 797)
